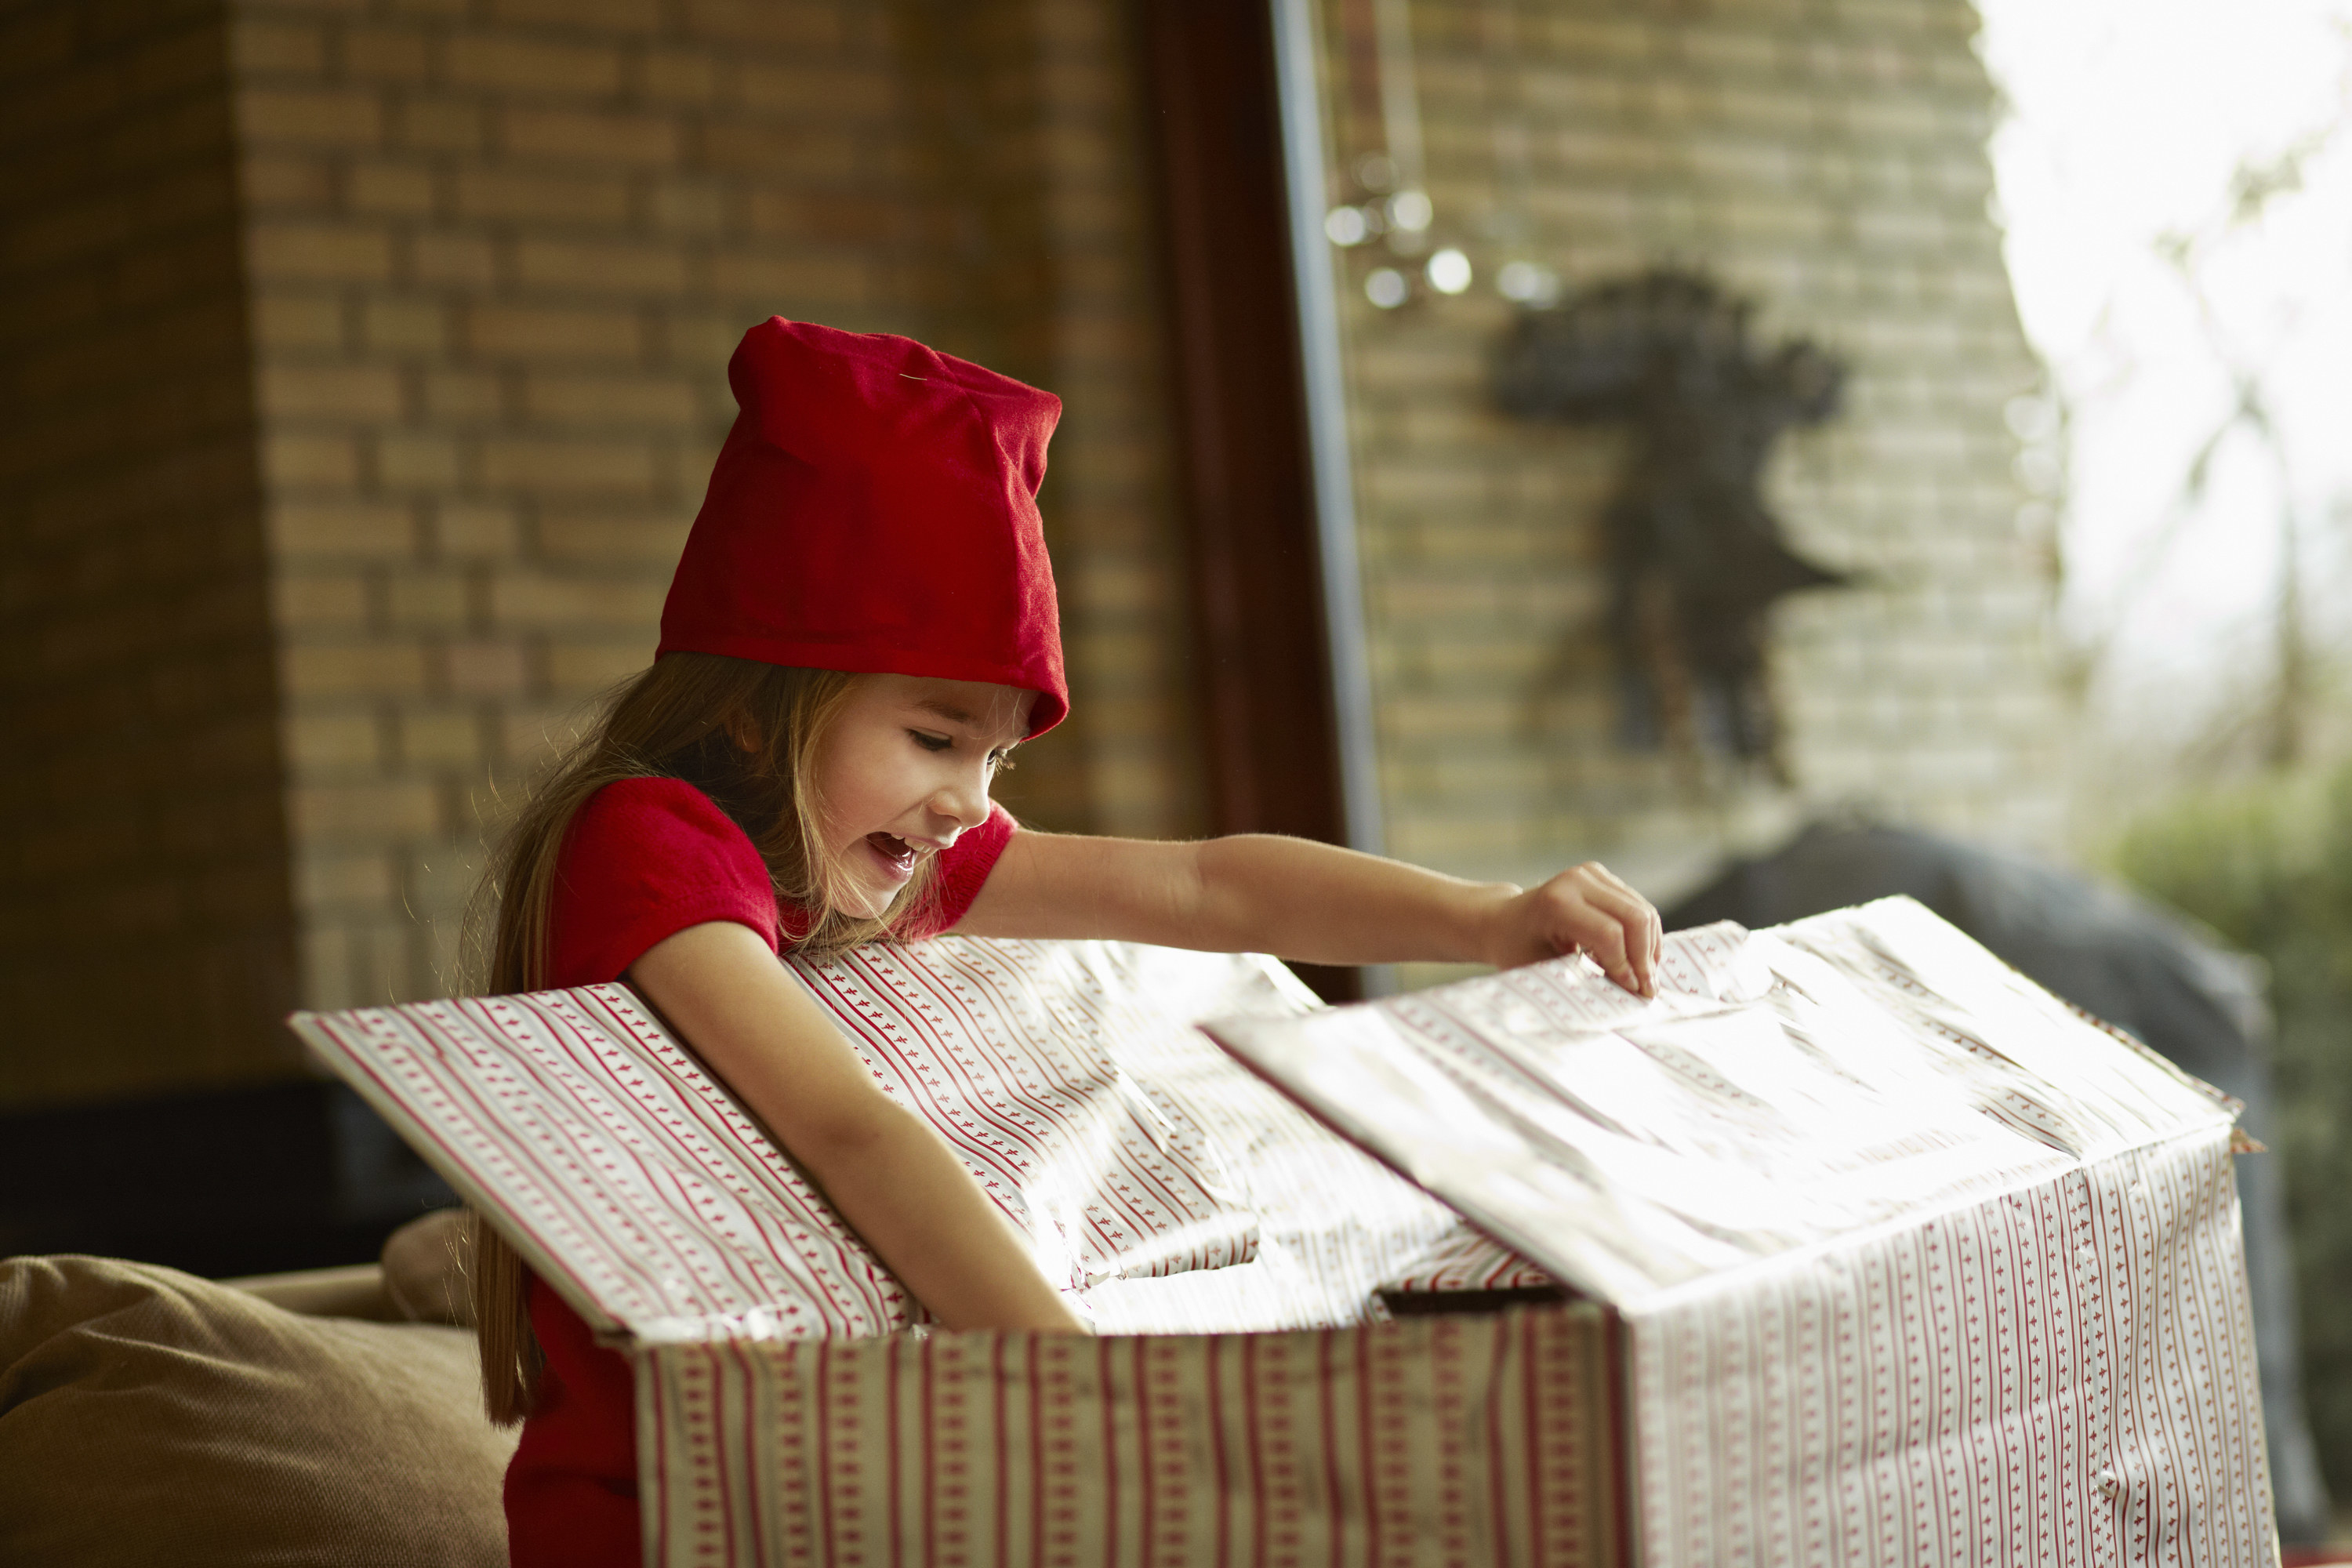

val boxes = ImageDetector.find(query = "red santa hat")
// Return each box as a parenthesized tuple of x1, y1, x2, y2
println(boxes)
(658, 318, 1068, 736)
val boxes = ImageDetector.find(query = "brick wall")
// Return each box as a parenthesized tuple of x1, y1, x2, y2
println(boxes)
(226, 0, 1206, 1014)
(0, 1, 299, 1109)
(5, 0, 2067, 1098)
(1318, 0, 2065, 925)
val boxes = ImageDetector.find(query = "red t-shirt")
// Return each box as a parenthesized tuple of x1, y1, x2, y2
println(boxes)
(505, 776, 1015, 1568)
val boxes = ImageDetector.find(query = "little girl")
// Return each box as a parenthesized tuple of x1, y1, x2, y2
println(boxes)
(474, 318, 1662, 1567)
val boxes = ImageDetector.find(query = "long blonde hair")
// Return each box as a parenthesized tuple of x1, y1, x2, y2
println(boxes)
(464, 652, 936, 1424)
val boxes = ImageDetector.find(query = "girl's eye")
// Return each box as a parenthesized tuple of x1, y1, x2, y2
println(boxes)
(910, 731, 953, 753)
(989, 750, 1017, 773)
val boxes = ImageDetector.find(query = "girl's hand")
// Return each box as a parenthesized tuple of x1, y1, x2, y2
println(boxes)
(1480, 862, 1662, 997)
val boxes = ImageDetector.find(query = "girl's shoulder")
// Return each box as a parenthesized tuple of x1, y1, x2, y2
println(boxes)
(549, 777, 782, 987)
(561, 776, 770, 891)
(568, 775, 750, 854)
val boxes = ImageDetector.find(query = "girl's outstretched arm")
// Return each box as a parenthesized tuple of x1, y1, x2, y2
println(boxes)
(629, 920, 1090, 1334)
(958, 834, 1662, 997)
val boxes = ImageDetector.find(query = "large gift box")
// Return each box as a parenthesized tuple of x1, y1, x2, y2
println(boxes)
(289, 898, 2274, 1566)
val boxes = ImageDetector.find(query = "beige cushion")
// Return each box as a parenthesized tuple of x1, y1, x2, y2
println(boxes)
(0, 1254, 517, 1567)
(379, 1208, 471, 1327)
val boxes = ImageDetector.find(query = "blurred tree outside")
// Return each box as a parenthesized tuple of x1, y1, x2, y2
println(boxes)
(1979, 0, 2352, 810)
(1987, 6, 2352, 1493)
(2114, 764, 2352, 1496)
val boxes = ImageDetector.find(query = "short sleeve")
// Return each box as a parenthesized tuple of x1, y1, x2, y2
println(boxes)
(546, 778, 782, 987)
(898, 802, 1018, 941)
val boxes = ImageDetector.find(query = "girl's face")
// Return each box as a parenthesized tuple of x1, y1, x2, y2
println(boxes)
(811, 673, 1033, 917)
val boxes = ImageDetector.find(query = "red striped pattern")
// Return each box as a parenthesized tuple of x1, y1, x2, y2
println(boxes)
(298, 982, 907, 1338)
(634, 1304, 1621, 1568)
(1378, 1226, 1559, 1295)
(1629, 1132, 2270, 1567)
(289, 939, 1458, 1341)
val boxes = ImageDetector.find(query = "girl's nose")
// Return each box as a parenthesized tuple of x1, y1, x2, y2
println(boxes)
(929, 762, 992, 830)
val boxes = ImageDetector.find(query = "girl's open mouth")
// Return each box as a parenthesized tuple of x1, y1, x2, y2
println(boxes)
(864, 832, 919, 877)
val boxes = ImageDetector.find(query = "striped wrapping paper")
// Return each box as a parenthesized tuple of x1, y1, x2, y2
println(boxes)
(1626, 1134, 2266, 1566)
(292, 898, 2274, 1567)
(291, 938, 1468, 1345)
(634, 1303, 1624, 1567)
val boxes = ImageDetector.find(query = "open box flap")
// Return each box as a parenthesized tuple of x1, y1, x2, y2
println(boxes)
(1200, 895, 2240, 1313)
(285, 938, 1454, 1345)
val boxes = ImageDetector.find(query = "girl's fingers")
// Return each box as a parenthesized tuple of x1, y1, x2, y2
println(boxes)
(1592, 884, 1655, 993)
(1562, 868, 1659, 996)
(1520, 862, 1662, 996)
(1577, 920, 1632, 988)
